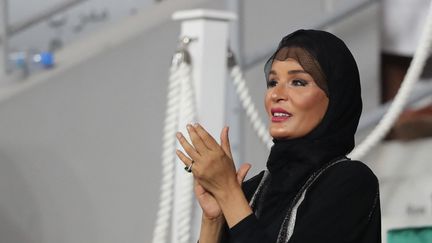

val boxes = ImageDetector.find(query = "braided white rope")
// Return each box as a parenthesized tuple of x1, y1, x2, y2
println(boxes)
(230, 65, 273, 150)
(349, 1, 432, 159)
(175, 62, 196, 243)
(152, 61, 190, 243)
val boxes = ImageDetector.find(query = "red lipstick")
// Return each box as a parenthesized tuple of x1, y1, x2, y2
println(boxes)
(271, 108, 292, 122)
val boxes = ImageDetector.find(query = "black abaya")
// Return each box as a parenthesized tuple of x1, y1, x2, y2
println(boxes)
(221, 159, 381, 243)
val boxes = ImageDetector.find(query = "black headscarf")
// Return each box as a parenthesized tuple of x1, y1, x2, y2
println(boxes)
(265, 29, 362, 178)
(255, 29, 363, 240)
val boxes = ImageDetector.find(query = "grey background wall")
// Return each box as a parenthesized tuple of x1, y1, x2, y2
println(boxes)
(0, 0, 381, 242)
(8, 0, 154, 51)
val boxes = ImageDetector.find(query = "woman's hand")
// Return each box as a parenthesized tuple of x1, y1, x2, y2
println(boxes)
(176, 125, 251, 218)
(176, 124, 254, 228)
(194, 164, 251, 221)
(176, 124, 242, 199)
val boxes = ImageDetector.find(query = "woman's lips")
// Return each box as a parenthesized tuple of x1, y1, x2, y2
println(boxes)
(271, 108, 292, 122)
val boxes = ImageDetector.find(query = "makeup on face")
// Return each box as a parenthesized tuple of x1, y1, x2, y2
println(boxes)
(264, 59, 329, 139)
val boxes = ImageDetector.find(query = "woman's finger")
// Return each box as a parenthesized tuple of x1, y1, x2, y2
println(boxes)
(176, 149, 194, 167)
(194, 179, 205, 196)
(176, 149, 199, 174)
(193, 123, 220, 150)
(176, 132, 200, 159)
(236, 163, 252, 185)
(186, 124, 211, 154)
(220, 126, 232, 159)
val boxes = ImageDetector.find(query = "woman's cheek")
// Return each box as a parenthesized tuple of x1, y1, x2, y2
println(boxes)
(290, 94, 315, 110)
(294, 91, 326, 110)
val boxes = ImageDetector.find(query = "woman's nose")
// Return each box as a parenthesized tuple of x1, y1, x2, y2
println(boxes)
(271, 85, 288, 102)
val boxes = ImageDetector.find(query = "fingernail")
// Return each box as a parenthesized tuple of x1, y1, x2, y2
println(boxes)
(194, 123, 199, 127)
(176, 132, 182, 139)
(186, 124, 192, 131)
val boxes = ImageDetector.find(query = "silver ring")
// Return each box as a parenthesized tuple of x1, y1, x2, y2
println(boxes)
(184, 160, 194, 173)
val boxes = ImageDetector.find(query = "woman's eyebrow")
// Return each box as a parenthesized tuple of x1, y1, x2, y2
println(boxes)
(269, 70, 309, 75)
(288, 70, 309, 75)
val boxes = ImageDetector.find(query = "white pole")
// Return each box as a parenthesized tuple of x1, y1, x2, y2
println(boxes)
(172, 9, 236, 243)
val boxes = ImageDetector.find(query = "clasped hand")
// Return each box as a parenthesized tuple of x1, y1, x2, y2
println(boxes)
(176, 124, 250, 220)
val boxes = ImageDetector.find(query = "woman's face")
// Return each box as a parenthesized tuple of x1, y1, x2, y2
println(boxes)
(264, 58, 329, 139)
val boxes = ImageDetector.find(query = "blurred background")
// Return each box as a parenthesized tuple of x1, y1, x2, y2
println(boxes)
(0, 0, 431, 242)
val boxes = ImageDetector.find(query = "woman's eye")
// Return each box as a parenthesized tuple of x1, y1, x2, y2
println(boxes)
(292, 79, 307, 86)
(267, 79, 278, 88)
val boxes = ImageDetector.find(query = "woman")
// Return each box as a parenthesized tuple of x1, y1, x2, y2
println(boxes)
(176, 29, 381, 243)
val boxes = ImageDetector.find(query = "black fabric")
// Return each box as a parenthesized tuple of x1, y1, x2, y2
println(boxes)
(288, 161, 381, 242)
(223, 161, 381, 243)
(220, 29, 381, 242)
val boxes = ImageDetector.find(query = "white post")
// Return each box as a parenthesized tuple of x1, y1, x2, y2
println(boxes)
(172, 9, 236, 243)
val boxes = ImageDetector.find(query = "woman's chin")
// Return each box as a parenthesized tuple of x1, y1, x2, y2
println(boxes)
(269, 128, 292, 140)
